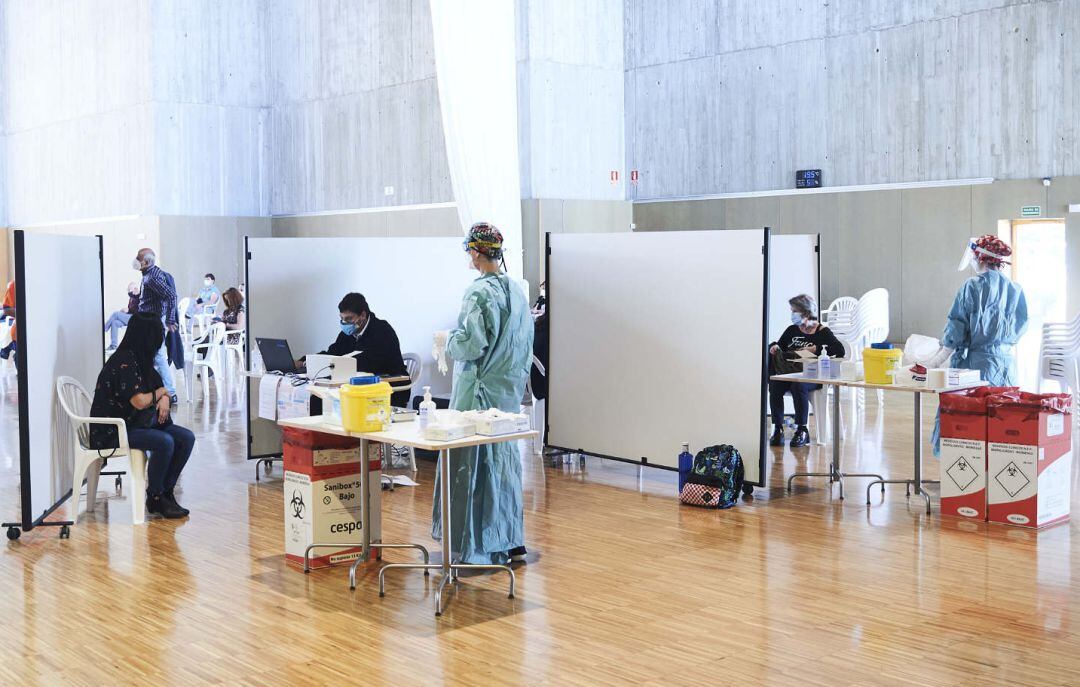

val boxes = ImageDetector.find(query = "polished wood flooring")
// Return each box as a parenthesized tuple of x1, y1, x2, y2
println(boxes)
(2, 373, 1079, 685)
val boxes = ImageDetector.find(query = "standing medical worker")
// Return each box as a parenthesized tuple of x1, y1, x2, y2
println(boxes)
(933, 235, 1028, 451)
(432, 222, 534, 565)
(944, 235, 1028, 384)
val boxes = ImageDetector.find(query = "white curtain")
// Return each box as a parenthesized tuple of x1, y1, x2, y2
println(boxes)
(430, 0, 523, 278)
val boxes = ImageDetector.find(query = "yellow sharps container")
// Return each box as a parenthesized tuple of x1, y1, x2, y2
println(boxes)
(862, 343, 903, 385)
(340, 376, 392, 432)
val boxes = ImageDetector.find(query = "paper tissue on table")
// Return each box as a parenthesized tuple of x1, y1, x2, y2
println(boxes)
(461, 409, 532, 436)
(422, 410, 477, 441)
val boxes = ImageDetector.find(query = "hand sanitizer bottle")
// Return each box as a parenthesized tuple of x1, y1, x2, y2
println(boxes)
(819, 346, 831, 380)
(418, 386, 436, 429)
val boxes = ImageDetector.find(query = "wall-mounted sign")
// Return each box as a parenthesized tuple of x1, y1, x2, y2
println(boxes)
(796, 169, 822, 189)
(1021, 205, 1041, 217)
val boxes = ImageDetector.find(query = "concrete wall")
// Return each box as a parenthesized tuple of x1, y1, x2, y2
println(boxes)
(268, 0, 451, 215)
(158, 216, 271, 301)
(625, 0, 1080, 199)
(517, 0, 626, 201)
(634, 177, 1080, 342)
(152, 0, 271, 216)
(2, 0, 155, 224)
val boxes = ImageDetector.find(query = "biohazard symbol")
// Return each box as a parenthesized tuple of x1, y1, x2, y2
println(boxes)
(290, 490, 306, 518)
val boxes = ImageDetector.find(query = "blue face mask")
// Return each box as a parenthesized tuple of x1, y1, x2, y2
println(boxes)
(791, 312, 804, 325)
(340, 322, 358, 336)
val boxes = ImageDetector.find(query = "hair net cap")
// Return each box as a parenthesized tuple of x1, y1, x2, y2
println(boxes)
(464, 222, 504, 259)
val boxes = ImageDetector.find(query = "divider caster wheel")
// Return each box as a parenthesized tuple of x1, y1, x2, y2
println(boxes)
(742, 484, 754, 497)
(6, 527, 20, 541)
(59, 525, 70, 540)
(115, 476, 123, 490)
(263, 460, 273, 474)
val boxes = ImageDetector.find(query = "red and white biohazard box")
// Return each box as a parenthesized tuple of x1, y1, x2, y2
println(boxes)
(986, 392, 1072, 529)
(281, 428, 382, 569)
(939, 387, 1014, 520)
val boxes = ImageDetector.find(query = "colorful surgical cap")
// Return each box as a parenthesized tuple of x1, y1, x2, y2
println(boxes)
(971, 234, 1012, 268)
(464, 222, 504, 259)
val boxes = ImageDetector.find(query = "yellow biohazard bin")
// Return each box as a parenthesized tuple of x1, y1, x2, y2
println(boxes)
(340, 378, 393, 432)
(863, 344, 903, 385)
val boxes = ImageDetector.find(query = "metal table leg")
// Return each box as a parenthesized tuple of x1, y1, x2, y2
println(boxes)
(377, 448, 516, 616)
(865, 391, 935, 514)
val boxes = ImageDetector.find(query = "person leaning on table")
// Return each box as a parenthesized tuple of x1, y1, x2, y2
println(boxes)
(89, 312, 195, 520)
(767, 294, 845, 448)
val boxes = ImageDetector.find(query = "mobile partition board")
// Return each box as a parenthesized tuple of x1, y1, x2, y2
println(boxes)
(3, 231, 104, 540)
(244, 237, 477, 466)
(767, 234, 820, 417)
(546, 228, 769, 487)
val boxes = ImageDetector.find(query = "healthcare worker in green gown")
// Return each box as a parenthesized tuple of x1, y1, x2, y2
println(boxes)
(432, 222, 534, 565)
(932, 234, 1028, 453)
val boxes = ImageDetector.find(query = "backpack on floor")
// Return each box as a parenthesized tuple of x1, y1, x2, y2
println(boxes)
(679, 444, 744, 509)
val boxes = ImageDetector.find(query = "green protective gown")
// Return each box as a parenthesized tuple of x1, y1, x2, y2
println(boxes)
(431, 273, 534, 565)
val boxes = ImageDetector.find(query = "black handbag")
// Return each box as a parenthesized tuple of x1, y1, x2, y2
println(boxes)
(770, 348, 802, 375)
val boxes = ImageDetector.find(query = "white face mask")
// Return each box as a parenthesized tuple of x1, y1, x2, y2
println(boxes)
(132, 258, 143, 271)
(204, 279, 212, 287)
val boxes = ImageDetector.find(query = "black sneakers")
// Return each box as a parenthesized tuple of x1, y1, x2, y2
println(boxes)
(790, 426, 810, 448)
(509, 546, 528, 563)
(769, 427, 785, 446)
(147, 492, 187, 519)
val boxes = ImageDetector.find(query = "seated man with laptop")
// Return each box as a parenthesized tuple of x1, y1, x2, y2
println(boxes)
(262, 292, 410, 407)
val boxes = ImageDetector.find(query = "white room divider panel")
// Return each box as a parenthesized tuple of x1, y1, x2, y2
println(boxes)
(245, 236, 478, 460)
(4, 231, 103, 538)
(547, 229, 769, 486)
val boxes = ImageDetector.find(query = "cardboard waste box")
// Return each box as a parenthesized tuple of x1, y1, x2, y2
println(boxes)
(987, 391, 1072, 528)
(939, 386, 1016, 520)
(282, 427, 382, 569)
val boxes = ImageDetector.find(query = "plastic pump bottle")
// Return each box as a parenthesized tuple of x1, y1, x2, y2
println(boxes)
(418, 386, 436, 429)
(819, 346, 831, 380)
(678, 442, 693, 491)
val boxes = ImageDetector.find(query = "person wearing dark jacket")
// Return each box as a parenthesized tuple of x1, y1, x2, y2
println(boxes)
(530, 312, 548, 401)
(89, 312, 195, 519)
(320, 292, 409, 406)
(767, 294, 846, 448)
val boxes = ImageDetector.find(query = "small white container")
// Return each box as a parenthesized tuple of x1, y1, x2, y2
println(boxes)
(423, 423, 476, 442)
(840, 361, 864, 382)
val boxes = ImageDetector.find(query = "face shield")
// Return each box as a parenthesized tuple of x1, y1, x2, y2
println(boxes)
(957, 237, 979, 272)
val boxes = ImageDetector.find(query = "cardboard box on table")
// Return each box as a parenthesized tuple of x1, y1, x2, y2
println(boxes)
(282, 428, 383, 569)
(986, 392, 1072, 529)
(939, 386, 1016, 520)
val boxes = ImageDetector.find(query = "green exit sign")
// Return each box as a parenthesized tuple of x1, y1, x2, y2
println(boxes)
(1021, 205, 1042, 217)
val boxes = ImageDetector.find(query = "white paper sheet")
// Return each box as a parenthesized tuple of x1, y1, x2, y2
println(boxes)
(258, 375, 282, 420)
(278, 385, 310, 420)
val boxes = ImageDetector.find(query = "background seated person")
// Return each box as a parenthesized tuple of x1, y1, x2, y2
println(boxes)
(306, 292, 409, 406)
(187, 273, 221, 319)
(105, 282, 140, 351)
(767, 294, 845, 448)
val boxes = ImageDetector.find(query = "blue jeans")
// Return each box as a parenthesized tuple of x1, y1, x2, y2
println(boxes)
(769, 380, 814, 426)
(104, 310, 131, 348)
(127, 422, 195, 495)
(153, 317, 176, 395)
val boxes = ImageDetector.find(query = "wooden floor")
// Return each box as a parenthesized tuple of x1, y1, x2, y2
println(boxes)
(2, 373, 1079, 686)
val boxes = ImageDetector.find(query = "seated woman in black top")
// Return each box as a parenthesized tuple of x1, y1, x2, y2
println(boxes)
(321, 292, 410, 406)
(767, 294, 845, 448)
(89, 312, 195, 519)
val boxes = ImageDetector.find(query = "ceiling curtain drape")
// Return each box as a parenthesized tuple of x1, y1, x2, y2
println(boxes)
(429, 0, 523, 278)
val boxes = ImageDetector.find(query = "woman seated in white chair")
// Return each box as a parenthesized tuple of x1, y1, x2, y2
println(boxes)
(88, 312, 195, 519)
(767, 294, 845, 448)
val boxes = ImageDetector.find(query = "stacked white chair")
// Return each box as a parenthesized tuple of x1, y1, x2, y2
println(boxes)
(223, 329, 246, 384)
(392, 353, 423, 473)
(192, 322, 227, 402)
(811, 288, 890, 443)
(56, 376, 148, 525)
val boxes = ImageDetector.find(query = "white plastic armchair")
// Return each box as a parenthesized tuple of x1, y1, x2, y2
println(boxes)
(192, 322, 227, 401)
(391, 353, 424, 472)
(55, 376, 148, 525)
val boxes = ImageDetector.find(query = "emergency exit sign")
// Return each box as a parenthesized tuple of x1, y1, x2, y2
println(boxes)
(1021, 205, 1041, 217)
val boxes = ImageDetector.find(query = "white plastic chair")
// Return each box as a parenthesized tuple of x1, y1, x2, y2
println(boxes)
(223, 329, 246, 384)
(192, 322, 227, 401)
(56, 377, 148, 525)
(821, 296, 858, 342)
(390, 353, 423, 472)
(529, 354, 547, 455)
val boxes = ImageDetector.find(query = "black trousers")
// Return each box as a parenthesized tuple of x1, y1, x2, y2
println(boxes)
(769, 380, 814, 427)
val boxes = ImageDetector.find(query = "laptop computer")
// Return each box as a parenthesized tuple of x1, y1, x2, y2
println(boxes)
(256, 338, 299, 374)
